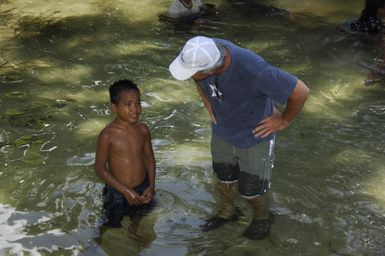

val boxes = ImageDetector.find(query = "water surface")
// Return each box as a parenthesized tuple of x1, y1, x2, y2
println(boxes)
(0, 0, 385, 255)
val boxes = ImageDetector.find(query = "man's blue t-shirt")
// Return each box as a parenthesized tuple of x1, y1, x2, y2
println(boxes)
(197, 39, 298, 148)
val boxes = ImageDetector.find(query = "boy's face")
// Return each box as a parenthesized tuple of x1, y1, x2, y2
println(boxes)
(112, 89, 141, 124)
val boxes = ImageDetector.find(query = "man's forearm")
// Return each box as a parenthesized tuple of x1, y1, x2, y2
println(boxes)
(281, 79, 310, 125)
(194, 81, 216, 123)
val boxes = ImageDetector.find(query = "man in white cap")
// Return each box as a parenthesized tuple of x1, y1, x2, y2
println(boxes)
(169, 36, 310, 240)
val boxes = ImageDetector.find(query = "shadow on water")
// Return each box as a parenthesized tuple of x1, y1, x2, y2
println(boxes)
(0, 0, 385, 255)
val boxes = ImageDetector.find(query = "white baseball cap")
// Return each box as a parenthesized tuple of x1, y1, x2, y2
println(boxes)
(169, 36, 220, 80)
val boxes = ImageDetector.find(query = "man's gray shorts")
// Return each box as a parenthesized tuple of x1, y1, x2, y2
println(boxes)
(211, 132, 275, 199)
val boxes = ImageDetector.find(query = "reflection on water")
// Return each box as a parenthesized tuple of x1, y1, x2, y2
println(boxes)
(1, 0, 385, 255)
(0, 202, 94, 255)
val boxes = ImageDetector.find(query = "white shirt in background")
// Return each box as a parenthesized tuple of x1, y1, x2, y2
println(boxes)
(166, 0, 204, 18)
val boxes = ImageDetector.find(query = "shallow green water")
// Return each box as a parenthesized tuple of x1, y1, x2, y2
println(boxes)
(0, 0, 385, 255)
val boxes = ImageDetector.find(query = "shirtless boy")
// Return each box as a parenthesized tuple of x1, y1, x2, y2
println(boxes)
(95, 79, 156, 227)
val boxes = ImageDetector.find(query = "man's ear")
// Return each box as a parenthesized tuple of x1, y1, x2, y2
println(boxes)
(111, 103, 118, 112)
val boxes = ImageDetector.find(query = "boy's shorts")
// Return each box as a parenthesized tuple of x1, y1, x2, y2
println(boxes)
(211, 131, 275, 198)
(102, 178, 155, 228)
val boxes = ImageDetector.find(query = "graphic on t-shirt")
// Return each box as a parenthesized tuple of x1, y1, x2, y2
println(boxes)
(209, 83, 222, 98)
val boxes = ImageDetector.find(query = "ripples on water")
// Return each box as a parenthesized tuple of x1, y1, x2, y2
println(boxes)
(1, 0, 385, 255)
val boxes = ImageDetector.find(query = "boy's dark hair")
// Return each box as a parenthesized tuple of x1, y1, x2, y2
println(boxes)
(360, 0, 385, 21)
(109, 79, 140, 104)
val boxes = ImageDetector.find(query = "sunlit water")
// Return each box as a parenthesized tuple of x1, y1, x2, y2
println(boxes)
(0, 0, 385, 255)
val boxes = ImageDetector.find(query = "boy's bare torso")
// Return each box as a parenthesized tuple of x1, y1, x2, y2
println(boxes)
(105, 121, 147, 188)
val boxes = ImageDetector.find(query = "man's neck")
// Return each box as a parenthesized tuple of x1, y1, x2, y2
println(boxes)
(213, 48, 231, 76)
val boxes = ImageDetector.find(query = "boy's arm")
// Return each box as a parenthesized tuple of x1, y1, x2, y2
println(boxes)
(94, 129, 143, 205)
(142, 125, 156, 203)
(144, 125, 156, 189)
(194, 81, 217, 124)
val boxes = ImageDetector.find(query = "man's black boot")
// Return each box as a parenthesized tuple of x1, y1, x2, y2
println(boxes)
(201, 207, 243, 231)
(201, 181, 240, 231)
(243, 212, 275, 240)
(243, 193, 274, 240)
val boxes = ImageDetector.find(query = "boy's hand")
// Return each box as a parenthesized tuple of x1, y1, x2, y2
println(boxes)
(141, 187, 155, 204)
(123, 188, 143, 206)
